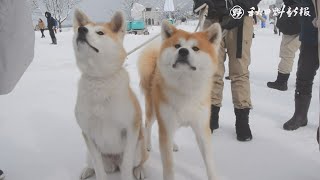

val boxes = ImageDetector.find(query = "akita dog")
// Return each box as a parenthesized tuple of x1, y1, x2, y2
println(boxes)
(138, 21, 222, 180)
(73, 9, 148, 180)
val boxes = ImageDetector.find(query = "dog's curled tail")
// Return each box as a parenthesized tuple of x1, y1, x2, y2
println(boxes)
(137, 43, 159, 95)
(137, 43, 159, 132)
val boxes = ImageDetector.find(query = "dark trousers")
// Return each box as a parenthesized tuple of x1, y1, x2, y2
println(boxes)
(295, 43, 319, 95)
(49, 29, 56, 42)
(40, 29, 45, 37)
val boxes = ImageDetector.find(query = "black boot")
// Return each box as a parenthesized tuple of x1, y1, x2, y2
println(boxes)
(210, 105, 220, 133)
(283, 93, 311, 130)
(267, 72, 290, 91)
(235, 108, 252, 141)
(53, 38, 57, 45)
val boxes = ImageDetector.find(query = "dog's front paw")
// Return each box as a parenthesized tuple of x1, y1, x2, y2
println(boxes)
(133, 166, 146, 180)
(80, 167, 95, 180)
(173, 143, 179, 152)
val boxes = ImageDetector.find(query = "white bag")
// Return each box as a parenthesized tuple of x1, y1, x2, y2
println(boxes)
(0, 0, 35, 94)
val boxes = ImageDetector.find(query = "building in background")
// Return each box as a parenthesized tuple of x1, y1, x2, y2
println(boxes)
(144, 8, 162, 25)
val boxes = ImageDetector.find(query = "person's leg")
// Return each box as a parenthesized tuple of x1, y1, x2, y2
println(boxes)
(209, 37, 226, 132)
(41, 29, 45, 38)
(226, 16, 253, 141)
(283, 43, 319, 130)
(49, 29, 54, 43)
(268, 34, 301, 91)
(49, 29, 57, 44)
(203, 19, 226, 132)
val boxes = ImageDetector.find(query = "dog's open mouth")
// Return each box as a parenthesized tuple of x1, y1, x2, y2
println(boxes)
(76, 38, 99, 53)
(172, 59, 197, 71)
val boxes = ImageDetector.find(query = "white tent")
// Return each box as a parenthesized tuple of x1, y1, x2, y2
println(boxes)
(131, 3, 146, 20)
(164, 0, 175, 12)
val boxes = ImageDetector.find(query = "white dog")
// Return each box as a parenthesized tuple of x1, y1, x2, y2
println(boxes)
(73, 9, 148, 180)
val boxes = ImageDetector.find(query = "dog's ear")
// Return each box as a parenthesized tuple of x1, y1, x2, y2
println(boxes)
(161, 20, 177, 40)
(203, 23, 222, 47)
(110, 11, 126, 33)
(110, 11, 126, 41)
(73, 9, 90, 31)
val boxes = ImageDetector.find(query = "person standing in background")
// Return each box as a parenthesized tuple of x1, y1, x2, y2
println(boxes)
(267, 0, 301, 91)
(193, 0, 261, 141)
(45, 12, 57, 44)
(38, 18, 45, 38)
(0, 1, 35, 179)
(261, 11, 267, 28)
(283, 0, 319, 131)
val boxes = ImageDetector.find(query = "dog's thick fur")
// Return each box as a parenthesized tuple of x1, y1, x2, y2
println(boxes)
(73, 9, 148, 180)
(138, 21, 222, 180)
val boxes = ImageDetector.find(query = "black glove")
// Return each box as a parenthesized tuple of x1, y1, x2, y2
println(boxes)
(193, 0, 217, 18)
(193, 0, 215, 12)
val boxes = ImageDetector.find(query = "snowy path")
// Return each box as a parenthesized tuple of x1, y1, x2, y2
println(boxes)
(0, 24, 319, 180)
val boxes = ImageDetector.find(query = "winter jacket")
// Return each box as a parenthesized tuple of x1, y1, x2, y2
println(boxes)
(293, 0, 318, 45)
(38, 21, 45, 29)
(276, 0, 301, 35)
(45, 12, 56, 30)
(284, 0, 296, 6)
(0, 0, 34, 94)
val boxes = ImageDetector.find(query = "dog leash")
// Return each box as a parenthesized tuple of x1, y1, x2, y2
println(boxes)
(126, 4, 209, 57)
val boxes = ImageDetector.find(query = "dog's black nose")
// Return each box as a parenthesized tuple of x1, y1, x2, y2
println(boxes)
(178, 48, 189, 57)
(78, 26, 88, 34)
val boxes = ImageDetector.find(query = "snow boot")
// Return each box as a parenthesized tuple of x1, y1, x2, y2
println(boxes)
(283, 93, 311, 131)
(210, 105, 220, 133)
(235, 108, 252, 141)
(0, 169, 4, 180)
(267, 72, 289, 91)
(53, 38, 57, 45)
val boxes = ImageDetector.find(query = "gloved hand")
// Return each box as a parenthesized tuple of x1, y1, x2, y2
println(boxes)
(193, 0, 217, 18)
(193, 0, 215, 12)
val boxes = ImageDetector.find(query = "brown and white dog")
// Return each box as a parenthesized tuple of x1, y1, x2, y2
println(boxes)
(138, 21, 222, 180)
(73, 9, 148, 180)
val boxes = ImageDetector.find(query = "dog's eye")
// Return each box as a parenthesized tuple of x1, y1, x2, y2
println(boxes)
(174, 44, 181, 49)
(192, 46, 200, 51)
(96, 31, 104, 35)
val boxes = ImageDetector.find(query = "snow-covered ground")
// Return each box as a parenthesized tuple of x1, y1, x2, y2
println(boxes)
(0, 23, 319, 180)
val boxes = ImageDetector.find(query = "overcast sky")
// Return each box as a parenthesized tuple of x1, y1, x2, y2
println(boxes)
(77, 0, 123, 22)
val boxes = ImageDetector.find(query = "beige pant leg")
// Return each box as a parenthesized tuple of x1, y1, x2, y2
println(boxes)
(211, 35, 226, 107)
(226, 16, 254, 109)
(203, 19, 227, 107)
(278, 34, 301, 74)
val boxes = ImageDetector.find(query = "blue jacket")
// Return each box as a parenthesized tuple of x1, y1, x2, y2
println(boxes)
(294, 0, 318, 45)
